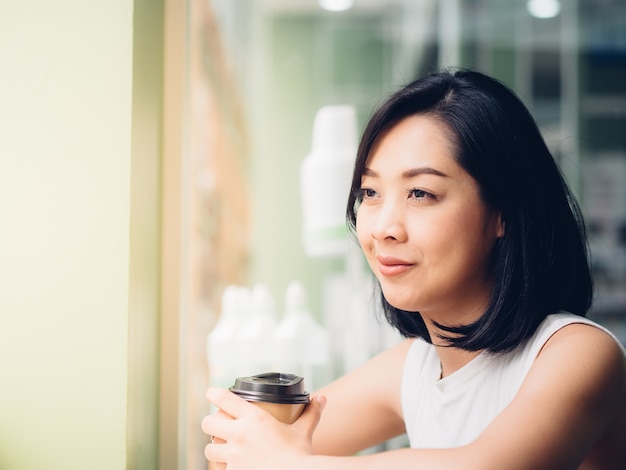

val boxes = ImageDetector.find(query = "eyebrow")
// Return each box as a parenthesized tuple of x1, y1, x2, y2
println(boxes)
(362, 167, 450, 178)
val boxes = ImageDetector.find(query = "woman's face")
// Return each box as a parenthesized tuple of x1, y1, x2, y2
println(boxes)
(356, 115, 503, 325)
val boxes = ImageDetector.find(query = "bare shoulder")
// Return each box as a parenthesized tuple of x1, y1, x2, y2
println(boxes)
(544, 320, 623, 350)
(532, 322, 626, 422)
(470, 322, 626, 469)
(538, 322, 626, 468)
(540, 322, 626, 390)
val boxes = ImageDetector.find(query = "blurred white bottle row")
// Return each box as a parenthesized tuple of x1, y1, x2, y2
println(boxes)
(207, 281, 331, 393)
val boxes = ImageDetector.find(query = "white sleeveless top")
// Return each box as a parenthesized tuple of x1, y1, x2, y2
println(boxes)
(401, 313, 625, 448)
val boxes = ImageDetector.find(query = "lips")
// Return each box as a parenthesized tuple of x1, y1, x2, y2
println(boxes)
(376, 255, 414, 276)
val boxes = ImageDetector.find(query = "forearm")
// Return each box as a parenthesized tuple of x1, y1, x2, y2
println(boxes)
(286, 447, 470, 470)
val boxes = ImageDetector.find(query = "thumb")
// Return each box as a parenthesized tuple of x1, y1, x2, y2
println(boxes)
(294, 394, 327, 437)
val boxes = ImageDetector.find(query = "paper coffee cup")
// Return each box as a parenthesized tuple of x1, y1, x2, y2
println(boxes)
(229, 372, 310, 424)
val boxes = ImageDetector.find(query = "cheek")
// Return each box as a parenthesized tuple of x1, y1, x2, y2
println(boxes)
(355, 212, 372, 251)
(447, 214, 498, 264)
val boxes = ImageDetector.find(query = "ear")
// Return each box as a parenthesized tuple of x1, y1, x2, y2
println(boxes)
(495, 213, 505, 238)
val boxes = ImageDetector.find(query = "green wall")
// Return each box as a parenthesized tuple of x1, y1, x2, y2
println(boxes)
(249, 14, 391, 316)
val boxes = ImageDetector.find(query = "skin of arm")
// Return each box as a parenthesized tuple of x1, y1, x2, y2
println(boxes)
(310, 339, 411, 455)
(203, 324, 626, 470)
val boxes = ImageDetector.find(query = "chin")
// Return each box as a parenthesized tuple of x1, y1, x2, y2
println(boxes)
(376, 279, 423, 310)
(381, 292, 420, 312)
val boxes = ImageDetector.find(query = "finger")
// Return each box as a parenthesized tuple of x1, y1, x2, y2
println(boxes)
(205, 440, 229, 465)
(202, 413, 237, 442)
(214, 408, 234, 420)
(206, 387, 257, 419)
(201, 408, 234, 436)
(293, 394, 327, 437)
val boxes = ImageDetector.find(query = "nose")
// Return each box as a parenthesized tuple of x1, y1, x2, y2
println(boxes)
(370, 199, 408, 242)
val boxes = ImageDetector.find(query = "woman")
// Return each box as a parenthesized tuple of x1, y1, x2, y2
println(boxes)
(202, 69, 626, 469)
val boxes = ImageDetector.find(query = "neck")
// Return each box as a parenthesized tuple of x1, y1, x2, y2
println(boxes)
(435, 344, 482, 378)
(421, 313, 484, 378)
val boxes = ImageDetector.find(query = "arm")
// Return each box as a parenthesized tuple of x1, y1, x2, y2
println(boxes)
(311, 338, 411, 455)
(299, 324, 626, 470)
(203, 324, 626, 470)
(202, 338, 410, 468)
(467, 323, 626, 469)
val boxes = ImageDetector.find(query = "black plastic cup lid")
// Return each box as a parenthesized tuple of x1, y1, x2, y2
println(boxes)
(229, 372, 310, 404)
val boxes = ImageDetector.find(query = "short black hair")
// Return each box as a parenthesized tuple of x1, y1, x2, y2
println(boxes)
(346, 69, 593, 353)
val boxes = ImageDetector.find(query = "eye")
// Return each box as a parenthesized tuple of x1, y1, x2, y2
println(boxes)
(357, 187, 377, 200)
(363, 188, 377, 198)
(353, 187, 377, 213)
(408, 188, 436, 200)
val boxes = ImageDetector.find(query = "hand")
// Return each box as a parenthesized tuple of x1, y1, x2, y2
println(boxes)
(202, 387, 327, 470)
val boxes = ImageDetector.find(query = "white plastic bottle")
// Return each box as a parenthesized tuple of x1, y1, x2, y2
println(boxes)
(207, 285, 250, 392)
(300, 105, 358, 258)
(272, 281, 331, 390)
(239, 283, 278, 376)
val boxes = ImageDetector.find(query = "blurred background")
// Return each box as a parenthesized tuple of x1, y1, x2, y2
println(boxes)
(200, 0, 626, 466)
(213, 0, 626, 327)
(0, 0, 624, 469)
